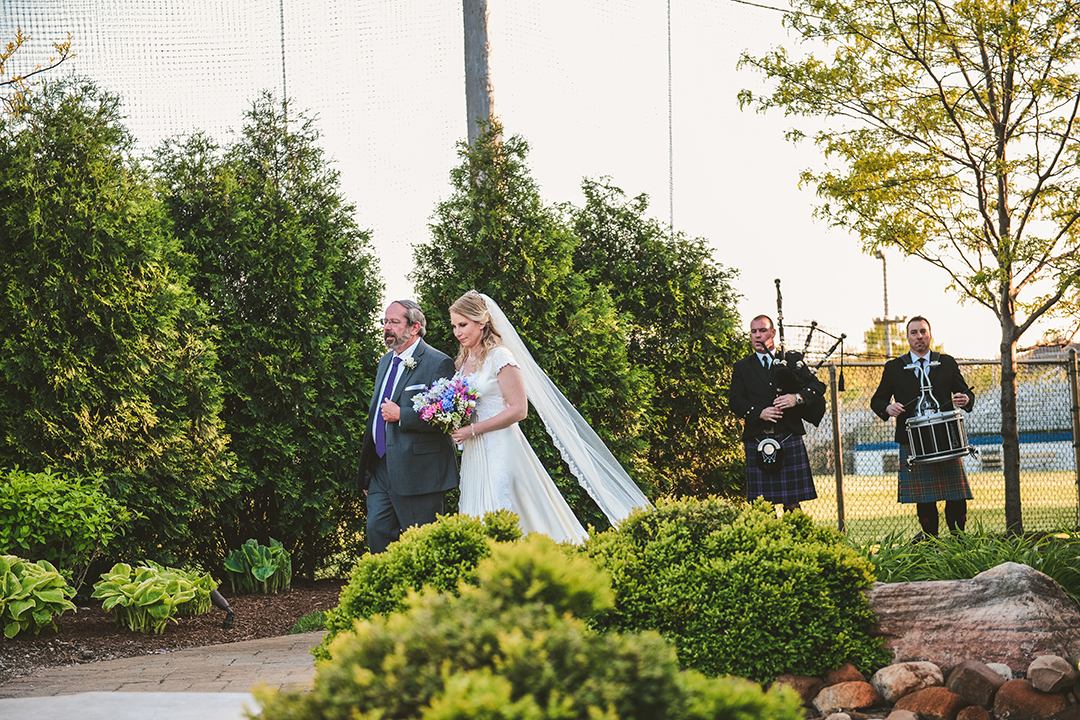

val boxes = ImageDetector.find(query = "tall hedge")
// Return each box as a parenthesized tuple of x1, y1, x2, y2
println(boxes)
(413, 120, 655, 528)
(152, 92, 384, 577)
(0, 78, 231, 563)
(569, 178, 746, 498)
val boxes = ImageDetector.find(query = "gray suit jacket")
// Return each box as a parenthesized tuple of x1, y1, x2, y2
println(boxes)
(358, 339, 460, 495)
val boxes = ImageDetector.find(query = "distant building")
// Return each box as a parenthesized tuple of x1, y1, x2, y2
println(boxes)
(1017, 341, 1080, 362)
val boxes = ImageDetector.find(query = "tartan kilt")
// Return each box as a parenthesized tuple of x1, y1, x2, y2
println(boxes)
(743, 436, 817, 505)
(898, 444, 973, 503)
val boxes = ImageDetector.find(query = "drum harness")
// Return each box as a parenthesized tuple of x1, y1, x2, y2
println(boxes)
(900, 357, 977, 465)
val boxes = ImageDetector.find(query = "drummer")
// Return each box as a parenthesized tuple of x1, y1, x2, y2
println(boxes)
(870, 316, 975, 540)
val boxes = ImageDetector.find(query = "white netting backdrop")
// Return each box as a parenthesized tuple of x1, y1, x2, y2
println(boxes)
(1, 0, 769, 306)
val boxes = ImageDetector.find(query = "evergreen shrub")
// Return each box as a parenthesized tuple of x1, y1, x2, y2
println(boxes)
(0, 79, 232, 565)
(315, 510, 522, 660)
(256, 535, 804, 720)
(0, 467, 132, 588)
(586, 497, 892, 681)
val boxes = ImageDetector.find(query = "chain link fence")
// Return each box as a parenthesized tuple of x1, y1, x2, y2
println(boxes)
(793, 351, 1080, 541)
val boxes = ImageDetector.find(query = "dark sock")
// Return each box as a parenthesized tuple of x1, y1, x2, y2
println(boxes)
(945, 500, 967, 533)
(916, 502, 939, 537)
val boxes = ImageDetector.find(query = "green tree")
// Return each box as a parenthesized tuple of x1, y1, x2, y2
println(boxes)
(0, 78, 231, 562)
(413, 120, 655, 529)
(861, 320, 910, 361)
(152, 92, 384, 577)
(568, 178, 745, 497)
(739, 0, 1080, 531)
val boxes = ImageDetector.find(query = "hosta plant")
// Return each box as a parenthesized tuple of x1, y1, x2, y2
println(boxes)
(223, 539, 292, 594)
(0, 555, 77, 638)
(91, 561, 216, 634)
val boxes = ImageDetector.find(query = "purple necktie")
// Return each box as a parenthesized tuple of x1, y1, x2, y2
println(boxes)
(375, 356, 402, 457)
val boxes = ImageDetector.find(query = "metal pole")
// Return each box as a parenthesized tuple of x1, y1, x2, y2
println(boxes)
(667, 0, 674, 232)
(463, 0, 494, 145)
(830, 364, 845, 532)
(876, 250, 892, 358)
(279, 0, 289, 123)
(1069, 349, 1080, 526)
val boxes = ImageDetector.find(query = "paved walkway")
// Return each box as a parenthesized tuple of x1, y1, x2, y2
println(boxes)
(0, 631, 326, 720)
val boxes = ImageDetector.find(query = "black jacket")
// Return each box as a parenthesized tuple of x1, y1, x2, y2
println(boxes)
(870, 351, 975, 445)
(729, 351, 826, 441)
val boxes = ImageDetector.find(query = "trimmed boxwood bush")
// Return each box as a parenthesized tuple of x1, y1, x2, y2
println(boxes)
(0, 467, 132, 588)
(315, 510, 523, 660)
(255, 535, 804, 720)
(586, 496, 891, 682)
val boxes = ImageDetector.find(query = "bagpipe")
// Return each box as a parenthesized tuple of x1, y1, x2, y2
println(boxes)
(772, 278, 845, 412)
(756, 279, 846, 471)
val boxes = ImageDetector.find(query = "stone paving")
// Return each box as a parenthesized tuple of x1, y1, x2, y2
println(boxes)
(0, 630, 326, 720)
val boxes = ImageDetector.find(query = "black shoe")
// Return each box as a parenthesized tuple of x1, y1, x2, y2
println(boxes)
(911, 531, 930, 544)
(222, 611, 235, 629)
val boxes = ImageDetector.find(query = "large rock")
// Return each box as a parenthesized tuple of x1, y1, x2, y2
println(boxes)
(885, 711, 919, 720)
(812, 680, 882, 715)
(866, 562, 1080, 674)
(1027, 654, 1076, 692)
(991, 678, 1068, 719)
(892, 686, 967, 720)
(945, 659, 1006, 708)
(825, 662, 866, 685)
(871, 661, 943, 704)
(773, 673, 824, 706)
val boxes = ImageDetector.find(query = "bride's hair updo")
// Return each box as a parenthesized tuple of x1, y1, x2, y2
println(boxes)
(450, 290, 503, 369)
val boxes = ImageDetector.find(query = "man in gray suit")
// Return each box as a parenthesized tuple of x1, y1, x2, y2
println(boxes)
(358, 299, 459, 553)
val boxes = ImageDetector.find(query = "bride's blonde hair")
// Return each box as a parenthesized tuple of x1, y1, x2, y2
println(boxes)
(450, 290, 503, 369)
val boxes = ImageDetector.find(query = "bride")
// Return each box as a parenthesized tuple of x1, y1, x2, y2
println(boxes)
(447, 291, 651, 543)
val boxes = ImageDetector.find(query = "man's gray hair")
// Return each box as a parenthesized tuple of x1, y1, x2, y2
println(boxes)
(393, 299, 427, 337)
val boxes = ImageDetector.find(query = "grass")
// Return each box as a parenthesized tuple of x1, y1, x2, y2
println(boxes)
(288, 610, 327, 634)
(845, 522, 1080, 608)
(802, 470, 1080, 542)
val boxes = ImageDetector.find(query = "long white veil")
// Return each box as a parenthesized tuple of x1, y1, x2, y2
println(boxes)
(480, 293, 652, 524)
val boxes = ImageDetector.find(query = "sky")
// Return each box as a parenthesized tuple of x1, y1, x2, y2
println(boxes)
(2, 0, 1044, 360)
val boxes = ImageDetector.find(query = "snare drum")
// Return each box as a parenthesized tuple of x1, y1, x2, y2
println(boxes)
(906, 409, 973, 464)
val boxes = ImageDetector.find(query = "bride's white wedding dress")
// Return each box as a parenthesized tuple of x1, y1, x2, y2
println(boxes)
(458, 345, 589, 544)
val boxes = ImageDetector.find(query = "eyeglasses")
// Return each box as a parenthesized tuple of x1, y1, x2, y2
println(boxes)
(380, 318, 407, 327)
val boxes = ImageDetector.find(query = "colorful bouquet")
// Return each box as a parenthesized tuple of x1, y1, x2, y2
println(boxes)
(411, 376, 481, 433)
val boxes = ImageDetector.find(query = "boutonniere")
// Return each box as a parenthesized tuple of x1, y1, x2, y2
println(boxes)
(403, 357, 418, 372)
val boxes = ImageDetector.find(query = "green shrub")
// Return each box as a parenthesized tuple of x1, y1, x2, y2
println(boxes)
(254, 535, 804, 720)
(0, 555, 77, 638)
(853, 523, 1080, 607)
(0, 467, 132, 588)
(586, 497, 891, 682)
(315, 510, 522, 660)
(91, 561, 216, 634)
(223, 538, 292, 595)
